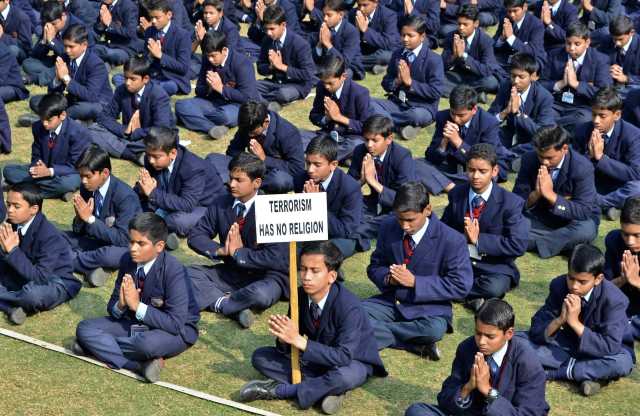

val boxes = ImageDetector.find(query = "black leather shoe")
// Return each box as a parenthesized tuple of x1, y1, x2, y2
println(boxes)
(406, 342, 441, 361)
(165, 233, 180, 251)
(239, 379, 280, 402)
(464, 298, 485, 313)
(70, 338, 86, 356)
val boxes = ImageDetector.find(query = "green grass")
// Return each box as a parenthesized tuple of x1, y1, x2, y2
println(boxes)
(0, 38, 639, 416)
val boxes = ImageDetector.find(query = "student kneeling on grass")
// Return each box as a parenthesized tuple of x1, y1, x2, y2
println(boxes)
(73, 212, 200, 383)
(239, 241, 387, 415)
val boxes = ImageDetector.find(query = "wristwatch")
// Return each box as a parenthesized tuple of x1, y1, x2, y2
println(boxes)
(487, 388, 500, 404)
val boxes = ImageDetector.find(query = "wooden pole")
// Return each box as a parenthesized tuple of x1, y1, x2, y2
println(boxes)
(289, 241, 302, 384)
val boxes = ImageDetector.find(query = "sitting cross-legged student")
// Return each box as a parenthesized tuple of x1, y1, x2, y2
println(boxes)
(240, 0, 302, 60)
(74, 212, 200, 383)
(350, 0, 400, 75)
(239, 241, 387, 415)
(599, 16, 640, 99)
(438, 0, 500, 41)
(405, 299, 549, 416)
(0, 42, 29, 104)
(577, 0, 624, 48)
(0, 0, 34, 62)
(523, 243, 635, 397)
(92, 0, 141, 66)
(534, 0, 579, 52)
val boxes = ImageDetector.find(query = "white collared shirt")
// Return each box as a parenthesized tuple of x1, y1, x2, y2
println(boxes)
(333, 20, 342, 33)
(366, 7, 376, 21)
(136, 257, 157, 277)
(334, 82, 344, 100)
(465, 30, 476, 48)
(278, 28, 287, 45)
(571, 50, 587, 71)
(233, 193, 257, 217)
(161, 20, 171, 36)
(490, 340, 509, 368)
(17, 215, 37, 236)
(308, 290, 330, 313)
(320, 169, 335, 191)
(551, 0, 561, 15)
(136, 85, 145, 102)
(376, 149, 388, 163)
(97, 176, 111, 200)
(519, 84, 531, 107)
(73, 51, 86, 71)
(583, 287, 594, 303)
(405, 217, 430, 246)
(622, 35, 633, 54)
(167, 158, 175, 175)
(409, 42, 423, 59)
(506, 15, 525, 45)
(468, 181, 493, 218)
(1, 4, 10, 21)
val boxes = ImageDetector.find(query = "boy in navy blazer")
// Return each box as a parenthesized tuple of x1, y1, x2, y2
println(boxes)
(525, 244, 635, 396)
(602, 16, 640, 98)
(534, 0, 578, 52)
(0, 0, 33, 61)
(540, 22, 613, 134)
(187, 153, 289, 328)
(513, 126, 599, 258)
(175, 31, 259, 140)
(0, 183, 80, 325)
(0, 99, 10, 154)
(388, 0, 439, 41)
(240, 241, 387, 414)
(371, 15, 444, 140)
(573, 87, 640, 218)
(242, 0, 303, 59)
(256, 5, 315, 111)
(578, 0, 623, 47)
(441, 144, 528, 312)
(61, 0, 98, 28)
(439, 0, 499, 39)
(0, 41, 28, 104)
(65, 145, 142, 287)
(74, 213, 200, 383)
(93, 0, 141, 66)
(362, 182, 473, 359)
(3, 93, 90, 200)
(350, 0, 400, 74)
(405, 299, 549, 416)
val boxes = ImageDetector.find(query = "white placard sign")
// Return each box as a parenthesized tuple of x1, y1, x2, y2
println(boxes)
(255, 193, 328, 244)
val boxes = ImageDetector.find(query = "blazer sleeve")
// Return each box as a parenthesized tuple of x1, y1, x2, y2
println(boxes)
(158, 32, 191, 76)
(2, 233, 67, 285)
(83, 191, 141, 247)
(327, 184, 362, 239)
(594, 136, 640, 182)
(221, 61, 258, 103)
(436, 342, 477, 414)
(366, 224, 394, 292)
(529, 281, 561, 345)
(408, 54, 444, 102)
(361, 13, 400, 51)
(187, 206, 222, 260)
(425, 117, 447, 166)
(476, 196, 529, 257)
(264, 127, 305, 177)
(378, 152, 416, 209)
(513, 90, 556, 136)
(577, 294, 629, 357)
(141, 262, 191, 336)
(107, 269, 125, 317)
(66, 59, 111, 103)
(97, 93, 126, 138)
(549, 162, 597, 221)
(575, 55, 613, 100)
(131, 89, 173, 141)
(149, 166, 204, 212)
(465, 39, 500, 78)
(233, 241, 288, 271)
(587, 0, 621, 26)
(285, 40, 315, 83)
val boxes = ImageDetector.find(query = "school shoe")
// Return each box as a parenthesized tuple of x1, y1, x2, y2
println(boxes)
(267, 101, 282, 113)
(238, 379, 280, 402)
(580, 380, 606, 396)
(61, 192, 75, 202)
(237, 309, 256, 329)
(406, 342, 441, 361)
(605, 207, 621, 221)
(208, 126, 229, 140)
(141, 358, 164, 383)
(478, 92, 488, 104)
(136, 153, 146, 167)
(510, 158, 522, 173)
(371, 65, 387, 75)
(70, 338, 86, 356)
(22, 74, 35, 86)
(8, 307, 26, 325)
(400, 125, 420, 140)
(165, 233, 180, 251)
(17, 113, 39, 127)
(321, 394, 346, 414)
(464, 298, 485, 313)
(87, 267, 109, 287)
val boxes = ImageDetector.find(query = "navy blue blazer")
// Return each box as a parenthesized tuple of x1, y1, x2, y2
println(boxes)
(540, 47, 613, 108)
(580, 0, 623, 30)
(31, 118, 90, 177)
(107, 251, 200, 345)
(534, 0, 579, 51)
(1, 2, 33, 53)
(194, 49, 260, 104)
(601, 33, 640, 88)
(65, 0, 99, 28)
(441, 183, 529, 286)
(49, 48, 113, 105)
(0, 43, 28, 100)
(247, 0, 302, 43)
(387, 0, 440, 35)
(348, 141, 417, 214)
(187, 193, 290, 296)
(382, 42, 444, 117)
(440, 0, 500, 25)
(513, 148, 600, 226)
(72, 175, 142, 247)
(0, 212, 80, 297)
(94, 0, 141, 54)
(437, 335, 549, 416)
(604, 229, 640, 318)
(488, 81, 555, 146)
(312, 19, 365, 80)
(442, 28, 503, 80)
(622, 87, 640, 127)
(169, 0, 196, 34)
(493, 13, 547, 70)
(348, 5, 400, 55)
(573, 120, 640, 195)
(366, 215, 473, 327)
(530, 275, 635, 359)
(98, 80, 175, 141)
(144, 22, 192, 94)
(0, 99, 9, 154)
(193, 16, 240, 51)
(309, 78, 370, 136)
(31, 14, 89, 60)
(257, 29, 315, 98)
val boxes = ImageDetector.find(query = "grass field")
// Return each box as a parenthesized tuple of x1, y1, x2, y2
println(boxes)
(0, 34, 639, 416)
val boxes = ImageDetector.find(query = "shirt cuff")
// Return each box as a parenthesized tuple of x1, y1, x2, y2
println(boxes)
(456, 393, 472, 408)
(462, 52, 468, 60)
(135, 302, 148, 321)
(112, 303, 125, 319)
(49, 168, 55, 177)
(506, 35, 516, 46)
(315, 46, 323, 56)
(87, 215, 96, 224)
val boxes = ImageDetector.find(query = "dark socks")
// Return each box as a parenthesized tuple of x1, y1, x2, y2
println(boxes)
(275, 383, 298, 399)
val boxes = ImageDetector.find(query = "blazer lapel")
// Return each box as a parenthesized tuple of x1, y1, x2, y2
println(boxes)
(407, 217, 439, 270)
(553, 151, 571, 190)
(19, 213, 41, 253)
(478, 186, 501, 230)
(315, 284, 338, 338)
(391, 226, 405, 266)
(101, 178, 116, 219)
(141, 251, 164, 299)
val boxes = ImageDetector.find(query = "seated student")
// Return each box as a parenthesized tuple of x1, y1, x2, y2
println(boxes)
(405, 299, 549, 416)
(175, 31, 259, 140)
(135, 127, 224, 245)
(488, 52, 555, 166)
(513, 125, 599, 259)
(0, 41, 28, 104)
(370, 15, 444, 140)
(91, 56, 174, 165)
(493, 0, 547, 75)
(312, 0, 365, 81)
(301, 54, 370, 163)
(540, 21, 613, 134)
(349, 0, 400, 75)
(600, 16, 640, 98)
(0, 0, 33, 62)
(74, 212, 200, 383)
(187, 153, 289, 328)
(386, 0, 439, 44)
(578, 0, 624, 48)
(441, 144, 528, 312)
(58, 0, 98, 28)
(256, 5, 315, 112)
(604, 196, 640, 340)
(0, 183, 81, 326)
(0, 99, 10, 154)
(441, 5, 502, 98)
(347, 115, 417, 240)
(3, 93, 90, 201)
(296, 136, 366, 259)
(207, 100, 304, 194)
(573, 87, 640, 219)
(534, 0, 579, 52)
(438, 0, 499, 41)
(239, 241, 387, 414)
(622, 86, 640, 127)
(525, 243, 635, 396)
(93, 0, 141, 66)
(65, 145, 142, 287)
(241, 0, 302, 59)
(362, 181, 473, 358)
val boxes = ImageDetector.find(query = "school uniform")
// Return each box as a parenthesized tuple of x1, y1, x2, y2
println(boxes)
(348, 5, 400, 71)
(93, 0, 142, 65)
(65, 0, 99, 28)
(525, 275, 635, 382)
(3, 118, 90, 198)
(580, 0, 624, 47)
(175, 49, 259, 133)
(600, 33, 640, 97)
(387, 0, 440, 43)
(136, 145, 224, 236)
(362, 214, 474, 350)
(312, 19, 365, 80)
(512, 148, 600, 258)
(207, 111, 305, 194)
(573, 120, 640, 210)
(252, 282, 388, 409)
(240, 0, 302, 58)
(187, 193, 289, 316)
(0, 213, 81, 317)
(371, 41, 444, 129)
(438, 0, 500, 39)
(405, 335, 549, 416)
(0, 99, 10, 154)
(75, 251, 200, 371)
(0, 42, 29, 104)
(493, 13, 547, 74)
(0, 2, 33, 61)
(622, 86, 640, 127)
(11, 0, 39, 39)
(188, 16, 241, 78)
(534, 0, 579, 52)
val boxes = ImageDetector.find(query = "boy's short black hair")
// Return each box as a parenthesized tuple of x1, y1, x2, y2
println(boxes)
(124, 56, 152, 77)
(363, 115, 394, 138)
(143, 127, 179, 153)
(237, 101, 268, 135)
(591, 86, 623, 112)
(228, 152, 266, 181)
(457, 4, 479, 20)
(202, 31, 227, 54)
(393, 181, 429, 213)
(467, 143, 497, 167)
(566, 21, 590, 40)
(76, 144, 112, 172)
(504, 0, 526, 9)
(569, 243, 605, 276)
(610, 15, 635, 37)
(318, 55, 346, 80)
(510, 52, 539, 75)
(203, 0, 224, 12)
(306, 135, 338, 163)
(41, 1, 65, 23)
(9, 183, 43, 211)
(621, 196, 640, 225)
(62, 23, 88, 43)
(323, 0, 348, 12)
(146, 0, 172, 13)
(533, 125, 570, 151)
(475, 299, 515, 332)
(450, 84, 478, 110)
(299, 241, 343, 272)
(129, 212, 168, 244)
(399, 15, 427, 35)
(37, 93, 68, 120)
(262, 5, 287, 25)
